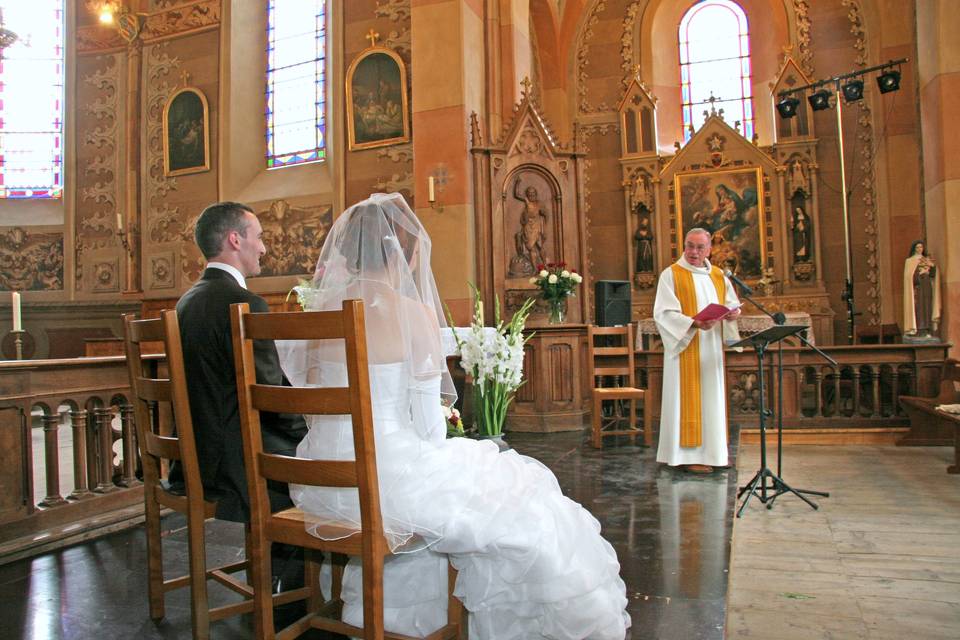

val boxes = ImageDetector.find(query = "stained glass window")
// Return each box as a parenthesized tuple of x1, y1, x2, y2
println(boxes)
(679, 0, 753, 142)
(0, 1, 64, 199)
(266, 0, 326, 169)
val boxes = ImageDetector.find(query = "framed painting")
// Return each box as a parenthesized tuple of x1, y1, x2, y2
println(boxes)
(345, 47, 410, 151)
(674, 167, 765, 278)
(162, 87, 210, 177)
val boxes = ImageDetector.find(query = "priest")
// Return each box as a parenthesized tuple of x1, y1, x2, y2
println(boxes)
(654, 228, 741, 473)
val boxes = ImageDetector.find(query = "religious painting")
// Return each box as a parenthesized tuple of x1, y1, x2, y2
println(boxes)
(674, 167, 765, 278)
(346, 47, 410, 151)
(162, 87, 210, 177)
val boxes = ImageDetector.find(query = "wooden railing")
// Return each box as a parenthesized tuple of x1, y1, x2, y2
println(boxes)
(0, 355, 157, 563)
(635, 343, 950, 441)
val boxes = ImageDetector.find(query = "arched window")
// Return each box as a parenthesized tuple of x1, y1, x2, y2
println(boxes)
(0, 1, 65, 198)
(678, 0, 753, 141)
(266, 0, 327, 168)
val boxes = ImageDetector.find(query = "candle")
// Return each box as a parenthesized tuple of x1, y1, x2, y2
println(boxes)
(11, 291, 21, 332)
(116, 211, 123, 230)
(428, 176, 436, 202)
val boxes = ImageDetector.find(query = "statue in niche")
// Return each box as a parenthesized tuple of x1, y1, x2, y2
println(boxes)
(791, 205, 812, 263)
(633, 207, 654, 274)
(788, 159, 808, 197)
(508, 177, 548, 277)
(903, 240, 941, 338)
(630, 172, 652, 212)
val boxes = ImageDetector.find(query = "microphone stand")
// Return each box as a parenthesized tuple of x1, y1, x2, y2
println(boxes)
(731, 281, 833, 507)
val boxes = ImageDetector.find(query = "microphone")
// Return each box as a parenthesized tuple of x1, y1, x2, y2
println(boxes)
(723, 269, 754, 295)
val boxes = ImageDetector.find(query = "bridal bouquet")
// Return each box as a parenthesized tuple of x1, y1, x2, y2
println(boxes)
(530, 262, 583, 324)
(448, 285, 535, 438)
(285, 278, 320, 310)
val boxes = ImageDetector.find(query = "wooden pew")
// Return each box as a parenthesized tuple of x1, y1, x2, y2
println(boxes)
(899, 359, 960, 473)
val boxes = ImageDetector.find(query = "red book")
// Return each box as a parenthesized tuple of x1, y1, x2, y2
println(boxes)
(693, 303, 740, 323)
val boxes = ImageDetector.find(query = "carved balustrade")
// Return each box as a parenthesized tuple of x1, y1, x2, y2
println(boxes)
(636, 344, 948, 437)
(0, 355, 158, 561)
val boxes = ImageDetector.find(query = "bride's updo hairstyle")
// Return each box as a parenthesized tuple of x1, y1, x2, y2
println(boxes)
(287, 193, 456, 405)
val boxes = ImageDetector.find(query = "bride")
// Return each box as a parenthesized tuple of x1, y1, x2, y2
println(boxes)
(277, 193, 630, 639)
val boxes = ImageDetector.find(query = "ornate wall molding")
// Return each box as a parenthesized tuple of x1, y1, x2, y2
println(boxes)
(376, 143, 413, 164)
(76, 54, 123, 289)
(0, 228, 64, 291)
(576, 0, 608, 115)
(842, 0, 880, 326)
(793, 0, 814, 76)
(257, 200, 334, 277)
(142, 0, 221, 43)
(620, 1, 644, 89)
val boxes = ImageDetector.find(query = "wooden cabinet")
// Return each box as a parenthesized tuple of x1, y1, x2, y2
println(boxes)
(509, 324, 590, 432)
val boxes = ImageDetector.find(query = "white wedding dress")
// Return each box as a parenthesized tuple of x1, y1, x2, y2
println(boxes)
(287, 361, 631, 640)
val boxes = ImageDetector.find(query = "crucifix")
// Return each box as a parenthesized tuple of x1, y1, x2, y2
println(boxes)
(520, 76, 533, 97)
(365, 28, 379, 48)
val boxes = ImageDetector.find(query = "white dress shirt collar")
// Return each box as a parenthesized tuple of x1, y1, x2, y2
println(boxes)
(206, 262, 247, 289)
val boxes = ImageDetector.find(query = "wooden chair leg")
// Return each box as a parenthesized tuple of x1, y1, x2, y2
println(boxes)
(251, 539, 275, 640)
(305, 549, 323, 613)
(186, 509, 211, 640)
(447, 562, 467, 640)
(643, 393, 653, 447)
(592, 394, 602, 449)
(144, 494, 166, 621)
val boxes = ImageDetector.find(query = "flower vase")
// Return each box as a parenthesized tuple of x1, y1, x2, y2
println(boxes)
(547, 298, 566, 324)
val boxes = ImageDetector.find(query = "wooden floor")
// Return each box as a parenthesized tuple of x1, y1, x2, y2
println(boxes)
(726, 444, 960, 639)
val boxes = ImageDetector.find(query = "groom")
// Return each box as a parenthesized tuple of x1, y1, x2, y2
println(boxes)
(174, 201, 307, 592)
(174, 201, 307, 521)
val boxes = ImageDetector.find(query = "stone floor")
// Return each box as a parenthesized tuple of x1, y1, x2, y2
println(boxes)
(727, 443, 960, 639)
(1, 430, 739, 639)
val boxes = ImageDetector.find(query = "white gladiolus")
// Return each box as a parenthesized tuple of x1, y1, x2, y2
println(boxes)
(548, 274, 558, 283)
(539, 270, 548, 277)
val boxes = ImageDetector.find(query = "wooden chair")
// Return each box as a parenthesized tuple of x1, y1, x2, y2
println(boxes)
(123, 311, 258, 639)
(587, 324, 652, 449)
(230, 300, 466, 640)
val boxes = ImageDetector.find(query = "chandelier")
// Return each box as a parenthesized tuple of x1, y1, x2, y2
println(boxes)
(0, 8, 19, 60)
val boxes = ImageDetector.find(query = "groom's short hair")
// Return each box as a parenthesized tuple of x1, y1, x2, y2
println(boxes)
(194, 201, 255, 259)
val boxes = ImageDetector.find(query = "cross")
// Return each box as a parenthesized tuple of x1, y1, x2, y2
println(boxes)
(633, 63, 642, 80)
(520, 76, 533, 96)
(180, 70, 191, 87)
(365, 29, 379, 48)
(707, 92, 720, 115)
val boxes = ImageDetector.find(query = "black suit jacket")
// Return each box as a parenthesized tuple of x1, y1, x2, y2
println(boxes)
(173, 268, 307, 522)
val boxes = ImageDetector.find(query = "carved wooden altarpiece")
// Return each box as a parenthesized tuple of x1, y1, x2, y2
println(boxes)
(470, 85, 592, 432)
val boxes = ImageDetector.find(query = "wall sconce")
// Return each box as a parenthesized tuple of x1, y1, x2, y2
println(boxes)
(428, 164, 448, 212)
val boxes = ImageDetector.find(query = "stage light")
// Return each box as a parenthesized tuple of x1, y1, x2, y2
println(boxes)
(776, 96, 801, 119)
(841, 79, 864, 102)
(876, 69, 901, 94)
(807, 89, 832, 111)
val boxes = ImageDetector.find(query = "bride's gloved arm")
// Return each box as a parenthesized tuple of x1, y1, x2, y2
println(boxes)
(409, 375, 446, 444)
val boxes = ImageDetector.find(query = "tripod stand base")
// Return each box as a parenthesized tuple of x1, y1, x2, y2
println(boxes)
(736, 467, 825, 517)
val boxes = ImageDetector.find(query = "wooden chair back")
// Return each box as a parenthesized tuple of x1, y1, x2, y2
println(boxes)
(587, 324, 637, 388)
(123, 310, 203, 503)
(231, 299, 398, 638)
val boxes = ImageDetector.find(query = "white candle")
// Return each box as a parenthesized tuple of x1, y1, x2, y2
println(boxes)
(428, 176, 436, 202)
(116, 211, 123, 230)
(11, 291, 21, 332)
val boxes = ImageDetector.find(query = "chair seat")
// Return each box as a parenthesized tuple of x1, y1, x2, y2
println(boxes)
(594, 387, 644, 399)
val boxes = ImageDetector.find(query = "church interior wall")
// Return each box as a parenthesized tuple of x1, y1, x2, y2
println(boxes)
(0, 0, 954, 357)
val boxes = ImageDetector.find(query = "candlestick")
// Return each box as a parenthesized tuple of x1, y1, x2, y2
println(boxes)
(12, 330, 24, 360)
(11, 291, 21, 332)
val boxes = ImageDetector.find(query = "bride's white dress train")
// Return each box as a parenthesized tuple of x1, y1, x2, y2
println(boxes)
(290, 362, 630, 639)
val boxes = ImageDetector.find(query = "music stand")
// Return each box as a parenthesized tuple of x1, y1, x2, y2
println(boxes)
(732, 325, 824, 517)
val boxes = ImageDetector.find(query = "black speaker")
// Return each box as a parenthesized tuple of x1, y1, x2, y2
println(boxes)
(594, 280, 631, 326)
